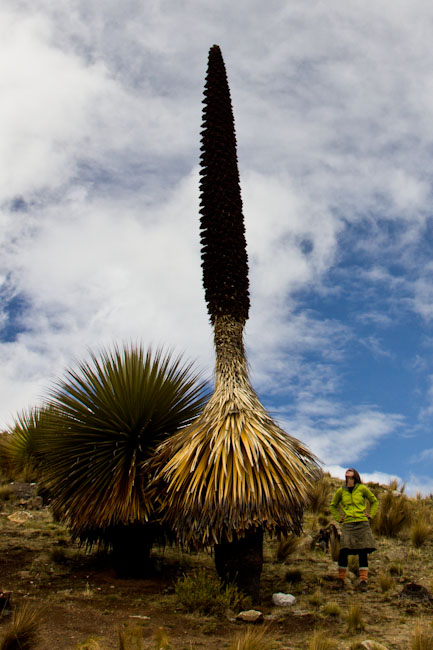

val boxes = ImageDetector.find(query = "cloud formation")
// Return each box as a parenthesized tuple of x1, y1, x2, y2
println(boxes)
(2, 1, 433, 491)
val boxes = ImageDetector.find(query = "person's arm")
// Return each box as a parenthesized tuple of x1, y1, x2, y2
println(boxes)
(362, 485, 379, 518)
(330, 488, 344, 522)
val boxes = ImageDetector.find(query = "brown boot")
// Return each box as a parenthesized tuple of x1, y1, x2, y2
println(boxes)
(359, 568, 368, 591)
(332, 567, 346, 589)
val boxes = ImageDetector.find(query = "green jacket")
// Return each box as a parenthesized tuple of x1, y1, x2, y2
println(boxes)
(330, 483, 378, 523)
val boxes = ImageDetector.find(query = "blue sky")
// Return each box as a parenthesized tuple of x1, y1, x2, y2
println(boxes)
(2, 0, 433, 493)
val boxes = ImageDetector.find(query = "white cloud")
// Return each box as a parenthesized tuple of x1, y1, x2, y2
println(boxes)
(278, 405, 403, 467)
(2, 0, 433, 508)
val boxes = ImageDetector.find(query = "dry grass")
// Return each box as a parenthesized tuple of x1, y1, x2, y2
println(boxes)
(0, 485, 14, 501)
(372, 488, 412, 537)
(118, 624, 144, 650)
(277, 534, 299, 562)
(411, 624, 433, 650)
(154, 627, 171, 650)
(228, 626, 271, 650)
(308, 588, 323, 608)
(347, 603, 365, 633)
(0, 603, 41, 650)
(307, 475, 331, 514)
(411, 517, 431, 548)
(378, 571, 393, 593)
(322, 601, 342, 618)
(308, 630, 334, 650)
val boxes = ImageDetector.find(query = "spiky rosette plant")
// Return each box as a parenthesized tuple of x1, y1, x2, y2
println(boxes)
(150, 45, 319, 599)
(17, 344, 208, 576)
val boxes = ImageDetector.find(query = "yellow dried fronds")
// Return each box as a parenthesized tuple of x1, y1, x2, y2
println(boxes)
(150, 318, 319, 546)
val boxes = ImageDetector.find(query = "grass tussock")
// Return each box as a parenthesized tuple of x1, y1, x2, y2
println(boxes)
(411, 624, 433, 650)
(0, 603, 41, 650)
(378, 571, 393, 593)
(277, 534, 299, 562)
(285, 568, 302, 584)
(322, 601, 342, 618)
(308, 630, 334, 650)
(228, 626, 271, 650)
(308, 589, 323, 608)
(175, 569, 245, 615)
(347, 603, 365, 634)
(389, 562, 404, 576)
(154, 627, 171, 650)
(307, 475, 331, 514)
(0, 484, 14, 501)
(118, 624, 144, 650)
(371, 487, 412, 537)
(411, 517, 431, 548)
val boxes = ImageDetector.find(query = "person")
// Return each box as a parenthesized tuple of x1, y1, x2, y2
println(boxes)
(330, 468, 378, 591)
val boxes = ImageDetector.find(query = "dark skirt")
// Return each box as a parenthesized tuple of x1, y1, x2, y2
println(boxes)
(340, 521, 376, 553)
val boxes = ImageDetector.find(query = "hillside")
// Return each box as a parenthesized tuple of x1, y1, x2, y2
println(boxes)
(1, 476, 433, 649)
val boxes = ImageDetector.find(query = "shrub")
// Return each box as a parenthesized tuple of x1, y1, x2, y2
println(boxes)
(308, 630, 333, 650)
(371, 488, 412, 537)
(0, 603, 41, 650)
(411, 518, 431, 548)
(175, 569, 245, 615)
(411, 624, 433, 650)
(347, 603, 365, 633)
(277, 534, 299, 562)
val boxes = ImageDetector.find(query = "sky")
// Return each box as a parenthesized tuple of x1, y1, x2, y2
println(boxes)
(2, 0, 433, 494)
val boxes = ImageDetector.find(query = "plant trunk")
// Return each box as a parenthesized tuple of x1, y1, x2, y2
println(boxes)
(110, 524, 153, 578)
(214, 528, 263, 602)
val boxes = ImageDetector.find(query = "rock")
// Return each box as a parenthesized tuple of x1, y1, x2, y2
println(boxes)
(236, 610, 264, 623)
(7, 511, 33, 523)
(361, 641, 389, 650)
(272, 592, 296, 606)
(399, 583, 431, 601)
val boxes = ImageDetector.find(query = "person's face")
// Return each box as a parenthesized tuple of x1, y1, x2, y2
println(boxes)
(345, 471, 355, 487)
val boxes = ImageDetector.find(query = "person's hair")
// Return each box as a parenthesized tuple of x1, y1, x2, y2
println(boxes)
(345, 468, 362, 485)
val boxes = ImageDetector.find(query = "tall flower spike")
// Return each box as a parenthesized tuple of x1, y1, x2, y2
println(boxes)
(199, 44, 250, 325)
